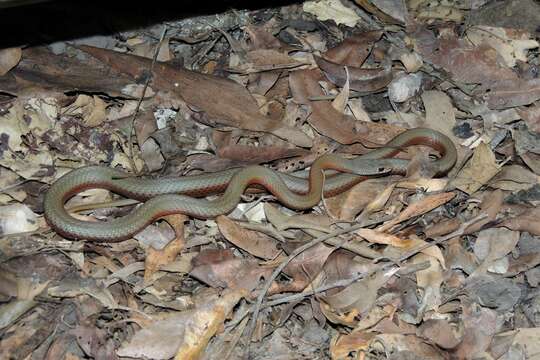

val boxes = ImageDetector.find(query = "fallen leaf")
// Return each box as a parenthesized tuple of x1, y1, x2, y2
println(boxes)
(0, 204, 39, 235)
(378, 192, 456, 232)
(0, 47, 22, 76)
(490, 165, 539, 191)
(323, 31, 382, 67)
(117, 289, 245, 360)
(315, 55, 393, 93)
(451, 141, 501, 194)
(323, 267, 398, 313)
(466, 26, 538, 68)
(144, 214, 187, 283)
(190, 249, 271, 292)
(330, 330, 376, 359)
(355, 228, 413, 248)
(355, 0, 409, 24)
(303, 0, 361, 27)
(417, 319, 461, 349)
(217, 215, 280, 260)
(289, 68, 403, 145)
(454, 301, 497, 358)
(498, 207, 540, 236)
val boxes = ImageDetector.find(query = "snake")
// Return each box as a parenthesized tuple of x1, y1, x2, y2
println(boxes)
(43, 128, 457, 242)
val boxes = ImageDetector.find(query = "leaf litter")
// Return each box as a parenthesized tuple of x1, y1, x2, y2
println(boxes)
(1, 1, 540, 359)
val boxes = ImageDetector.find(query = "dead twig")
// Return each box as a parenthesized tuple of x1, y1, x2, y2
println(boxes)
(127, 26, 168, 174)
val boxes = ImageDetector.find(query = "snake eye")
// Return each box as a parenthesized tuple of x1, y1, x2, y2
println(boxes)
(378, 167, 386, 172)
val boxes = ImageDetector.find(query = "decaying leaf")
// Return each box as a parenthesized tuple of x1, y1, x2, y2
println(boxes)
(117, 289, 245, 360)
(303, 0, 361, 27)
(217, 215, 281, 260)
(451, 142, 501, 194)
(378, 192, 456, 232)
(0, 47, 22, 76)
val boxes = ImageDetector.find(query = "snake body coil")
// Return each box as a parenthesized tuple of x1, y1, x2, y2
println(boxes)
(44, 128, 457, 242)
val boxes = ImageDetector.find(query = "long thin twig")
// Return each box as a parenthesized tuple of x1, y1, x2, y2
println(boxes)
(127, 26, 168, 174)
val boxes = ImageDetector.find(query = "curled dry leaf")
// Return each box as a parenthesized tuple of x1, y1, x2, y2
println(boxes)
(264, 203, 334, 232)
(472, 227, 519, 276)
(217, 216, 281, 260)
(355, 228, 413, 248)
(0, 47, 22, 76)
(451, 142, 501, 195)
(355, 0, 409, 24)
(369, 333, 445, 359)
(289, 68, 403, 145)
(314, 55, 393, 93)
(330, 330, 376, 359)
(0, 204, 39, 235)
(190, 249, 271, 292)
(117, 289, 245, 360)
(414, 253, 443, 313)
(144, 214, 187, 283)
(464, 189, 503, 235)
(281, 243, 335, 292)
(323, 267, 398, 314)
(378, 192, 456, 232)
(62, 95, 107, 128)
(326, 179, 393, 221)
(454, 301, 497, 359)
(417, 319, 461, 349)
(303, 0, 361, 27)
(323, 31, 382, 67)
(497, 207, 540, 236)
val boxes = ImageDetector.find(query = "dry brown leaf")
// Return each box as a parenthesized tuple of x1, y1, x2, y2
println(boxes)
(413, 27, 517, 85)
(323, 267, 398, 313)
(289, 68, 403, 145)
(355, 0, 408, 24)
(303, 0, 361, 27)
(498, 207, 540, 236)
(490, 164, 539, 191)
(424, 218, 461, 238)
(217, 216, 280, 260)
(264, 203, 334, 232)
(369, 333, 445, 358)
(451, 142, 501, 194)
(378, 192, 456, 232)
(323, 31, 382, 67)
(355, 228, 413, 248)
(190, 250, 271, 292)
(466, 26, 538, 68)
(481, 78, 540, 109)
(117, 289, 245, 360)
(454, 301, 497, 359)
(330, 330, 376, 359)
(144, 214, 187, 282)
(62, 94, 107, 128)
(325, 179, 391, 221)
(414, 253, 444, 313)
(281, 243, 335, 292)
(315, 55, 393, 93)
(473, 227, 519, 276)
(417, 319, 461, 349)
(518, 104, 540, 134)
(0, 47, 22, 76)
(421, 91, 457, 145)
